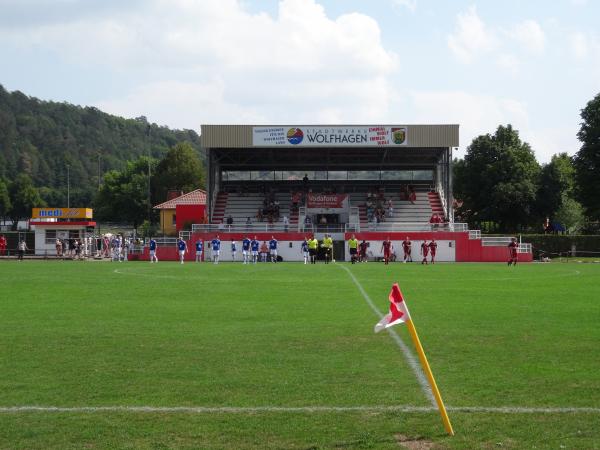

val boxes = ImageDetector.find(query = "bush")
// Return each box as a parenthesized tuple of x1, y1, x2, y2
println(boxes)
(521, 234, 600, 258)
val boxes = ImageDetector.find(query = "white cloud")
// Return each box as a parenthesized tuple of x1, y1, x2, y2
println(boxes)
(392, 0, 417, 12)
(447, 6, 497, 63)
(409, 89, 581, 163)
(1, 0, 399, 130)
(496, 54, 520, 75)
(570, 32, 589, 59)
(569, 31, 600, 63)
(410, 90, 529, 155)
(508, 20, 545, 54)
(447, 7, 546, 72)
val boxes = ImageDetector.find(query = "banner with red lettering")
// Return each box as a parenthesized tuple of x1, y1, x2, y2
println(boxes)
(307, 194, 348, 209)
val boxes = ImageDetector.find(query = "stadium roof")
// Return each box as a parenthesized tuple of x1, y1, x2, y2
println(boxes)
(153, 189, 207, 210)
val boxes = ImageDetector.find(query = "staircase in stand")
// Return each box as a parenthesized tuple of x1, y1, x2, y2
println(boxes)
(212, 192, 228, 223)
(427, 192, 445, 219)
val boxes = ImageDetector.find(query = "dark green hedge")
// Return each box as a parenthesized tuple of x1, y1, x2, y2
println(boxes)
(519, 234, 600, 258)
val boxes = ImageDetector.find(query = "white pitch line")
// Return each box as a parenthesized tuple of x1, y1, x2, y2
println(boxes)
(337, 264, 435, 406)
(1, 405, 599, 414)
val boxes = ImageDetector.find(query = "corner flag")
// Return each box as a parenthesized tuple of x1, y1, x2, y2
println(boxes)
(374, 283, 410, 333)
(374, 283, 455, 436)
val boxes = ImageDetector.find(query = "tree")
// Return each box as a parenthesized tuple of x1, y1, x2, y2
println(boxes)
(554, 195, 585, 234)
(0, 178, 11, 222)
(94, 156, 157, 228)
(152, 142, 205, 203)
(536, 153, 576, 220)
(453, 125, 540, 231)
(8, 174, 46, 229)
(574, 92, 600, 220)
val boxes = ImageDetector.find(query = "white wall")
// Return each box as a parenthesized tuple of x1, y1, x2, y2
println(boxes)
(204, 239, 456, 262)
(343, 240, 456, 262)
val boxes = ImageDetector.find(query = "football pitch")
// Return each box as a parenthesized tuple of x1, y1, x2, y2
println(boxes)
(1, 260, 599, 449)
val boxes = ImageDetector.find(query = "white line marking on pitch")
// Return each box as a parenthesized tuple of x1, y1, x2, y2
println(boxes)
(337, 264, 436, 406)
(113, 268, 178, 279)
(1, 405, 599, 414)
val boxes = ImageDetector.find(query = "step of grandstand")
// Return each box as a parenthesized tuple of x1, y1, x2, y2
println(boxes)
(211, 192, 228, 223)
(348, 191, 437, 225)
(428, 191, 445, 218)
(214, 192, 294, 227)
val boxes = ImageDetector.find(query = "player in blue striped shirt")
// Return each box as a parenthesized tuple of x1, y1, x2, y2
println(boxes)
(269, 236, 278, 263)
(211, 235, 221, 264)
(250, 236, 260, 264)
(242, 236, 251, 264)
(195, 240, 203, 262)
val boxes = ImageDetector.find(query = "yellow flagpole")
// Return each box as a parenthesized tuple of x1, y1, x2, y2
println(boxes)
(405, 318, 455, 436)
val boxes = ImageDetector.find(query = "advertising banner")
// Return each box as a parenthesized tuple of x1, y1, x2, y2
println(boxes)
(32, 208, 93, 219)
(306, 194, 348, 209)
(253, 126, 408, 147)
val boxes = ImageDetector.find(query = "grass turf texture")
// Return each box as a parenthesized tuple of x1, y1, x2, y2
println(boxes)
(0, 261, 599, 449)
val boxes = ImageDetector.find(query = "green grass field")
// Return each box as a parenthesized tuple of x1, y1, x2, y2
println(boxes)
(1, 260, 599, 449)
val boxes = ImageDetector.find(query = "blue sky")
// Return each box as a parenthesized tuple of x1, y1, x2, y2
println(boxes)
(1, 0, 598, 162)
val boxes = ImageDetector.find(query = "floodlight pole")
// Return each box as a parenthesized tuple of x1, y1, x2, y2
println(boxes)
(147, 125, 152, 225)
(67, 164, 70, 208)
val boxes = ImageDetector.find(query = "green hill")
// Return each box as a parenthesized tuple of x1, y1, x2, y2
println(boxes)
(0, 84, 202, 206)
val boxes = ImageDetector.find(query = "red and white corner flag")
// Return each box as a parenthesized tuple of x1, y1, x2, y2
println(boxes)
(374, 283, 411, 333)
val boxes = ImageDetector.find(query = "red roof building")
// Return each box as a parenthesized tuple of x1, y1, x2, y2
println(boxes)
(154, 189, 207, 235)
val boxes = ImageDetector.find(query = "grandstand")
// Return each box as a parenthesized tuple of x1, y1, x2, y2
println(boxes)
(153, 125, 532, 262)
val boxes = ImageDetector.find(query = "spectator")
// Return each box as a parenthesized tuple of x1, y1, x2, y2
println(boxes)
(283, 215, 289, 232)
(408, 186, 416, 204)
(55, 238, 62, 257)
(260, 241, 269, 262)
(387, 198, 394, 218)
(0, 234, 6, 256)
(17, 239, 28, 261)
(257, 208, 263, 222)
(226, 215, 233, 226)
(430, 213, 442, 230)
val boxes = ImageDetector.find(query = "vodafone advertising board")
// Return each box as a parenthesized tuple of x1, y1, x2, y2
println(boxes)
(253, 126, 408, 147)
(307, 194, 348, 210)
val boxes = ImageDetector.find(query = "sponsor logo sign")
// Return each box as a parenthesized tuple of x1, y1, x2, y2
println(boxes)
(32, 208, 93, 219)
(306, 194, 348, 209)
(253, 126, 408, 147)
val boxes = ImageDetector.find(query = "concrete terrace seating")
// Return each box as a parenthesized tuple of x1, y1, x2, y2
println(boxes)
(216, 192, 297, 228)
(348, 188, 438, 225)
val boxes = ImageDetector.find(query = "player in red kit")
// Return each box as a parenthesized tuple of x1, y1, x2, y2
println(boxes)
(508, 237, 518, 266)
(359, 240, 368, 262)
(381, 237, 393, 265)
(421, 239, 429, 264)
(429, 238, 438, 264)
(402, 236, 412, 263)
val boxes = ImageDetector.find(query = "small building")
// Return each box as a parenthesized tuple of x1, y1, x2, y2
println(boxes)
(29, 208, 96, 256)
(154, 189, 207, 236)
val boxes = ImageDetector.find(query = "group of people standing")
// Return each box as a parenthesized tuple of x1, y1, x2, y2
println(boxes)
(347, 235, 438, 265)
(171, 235, 282, 265)
(300, 234, 333, 264)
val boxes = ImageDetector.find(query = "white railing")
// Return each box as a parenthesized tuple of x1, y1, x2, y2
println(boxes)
(297, 206, 306, 231)
(360, 222, 468, 232)
(468, 230, 481, 240)
(151, 237, 179, 246)
(178, 231, 192, 241)
(345, 223, 360, 233)
(192, 223, 294, 234)
(518, 243, 532, 254)
(481, 236, 514, 246)
(349, 206, 360, 231)
(190, 222, 469, 234)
